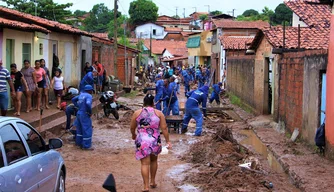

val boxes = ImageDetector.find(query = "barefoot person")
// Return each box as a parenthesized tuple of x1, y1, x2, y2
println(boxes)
(40, 59, 50, 109)
(10, 64, 28, 116)
(51, 68, 65, 109)
(130, 94, 171, 192)
(21, 60, 36, 112)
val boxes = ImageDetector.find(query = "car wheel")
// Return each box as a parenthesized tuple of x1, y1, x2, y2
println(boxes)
(56, 170, 65, 192)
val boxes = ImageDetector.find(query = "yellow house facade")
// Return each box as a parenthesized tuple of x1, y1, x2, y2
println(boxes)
(187, 31, 212, 68)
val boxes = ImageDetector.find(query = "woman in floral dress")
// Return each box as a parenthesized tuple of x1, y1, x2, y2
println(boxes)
(130, 94, 171, 192)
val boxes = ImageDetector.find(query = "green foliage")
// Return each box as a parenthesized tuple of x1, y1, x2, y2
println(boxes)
(3, 0, 73, 24)
(199, 14, 208, 21)
(271, 3, 292, 25)
(73, 10, 87, 17)
(172, 15, 180, 19)
(242, 9, 259, 17)
(84, 3, 119, 32)
(118, 36, 137, 49)
(237, 6, 273, 22)
(108, 15, 130, 38)
(228, 92, 253, 113)
(210, 10, 222, 16)
(129, 0, 159, 26)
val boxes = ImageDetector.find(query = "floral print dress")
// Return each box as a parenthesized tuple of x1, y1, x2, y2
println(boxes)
(135, 107, 162, 160)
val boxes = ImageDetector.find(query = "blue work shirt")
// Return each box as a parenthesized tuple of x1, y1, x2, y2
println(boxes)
(184, 73, 194, 85)
(80, 72, 94, 91)
(212, 84, 221, 95)
(155, 79, 164, 96)
(186, 88, 208, 113)
(72, 92, 93, 116)
(162, 82, 178, 103)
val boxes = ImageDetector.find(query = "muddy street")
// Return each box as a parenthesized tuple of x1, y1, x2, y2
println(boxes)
(49, 95, 304, 192)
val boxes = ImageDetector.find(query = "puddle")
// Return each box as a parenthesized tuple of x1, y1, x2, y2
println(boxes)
(240, 130, 285, 174)
(178, 184, 201, 192)
(167, 164, 192, 180)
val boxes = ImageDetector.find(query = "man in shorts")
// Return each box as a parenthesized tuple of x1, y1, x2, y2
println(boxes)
(0, 59, 15, 116)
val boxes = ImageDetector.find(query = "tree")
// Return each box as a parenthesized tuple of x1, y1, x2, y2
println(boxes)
(242, 9, 259, 17)
(3, 0, 73, 24)
(236, 6, 274, 22)
(73, 10, 87, 17)
(172, 15, 180, 19)
(199, 14, 208, 21)
(84, 3, 118, 33)
(271, 3, 292, 25)
(108, 15, 130, 38)
(210, 10, 222, 16)
(129, 0, 159, 25)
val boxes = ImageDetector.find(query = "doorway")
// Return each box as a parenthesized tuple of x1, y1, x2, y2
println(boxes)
(320, 72, 326, 124)
(81, 50, 86, 79)
(6, 39, 14, 109)
(264, 57, 273, 114)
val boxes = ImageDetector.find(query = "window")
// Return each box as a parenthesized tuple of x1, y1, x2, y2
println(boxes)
(0, 124, 27, 165)
(153, 29, 157, 36)
(22, 43, 31, 64)
(17, 123, 45, 155)
(39, 43, 43, 55)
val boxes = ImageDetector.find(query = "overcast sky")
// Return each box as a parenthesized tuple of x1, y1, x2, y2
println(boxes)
(0, 0, 284, 17)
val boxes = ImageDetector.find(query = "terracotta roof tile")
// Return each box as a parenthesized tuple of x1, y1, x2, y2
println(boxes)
(143, 39, 187, 56)
(213, 19, 269, 29)
(0, 6, 91, 36)
(91, 33, 109, 39)
(285, 0, 331, 28)
(0, 17, 50, 33)
(220, 36, 254, 50)
(263, 26, 329, 49)
(165, 27, 182, 32)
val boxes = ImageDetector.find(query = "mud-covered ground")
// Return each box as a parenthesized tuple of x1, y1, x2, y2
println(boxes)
(53, 95, 300, 192)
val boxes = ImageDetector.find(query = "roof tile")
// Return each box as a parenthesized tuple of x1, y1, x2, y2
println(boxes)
(143, 39, 187, 56)
(0, 17, 50, 33)
(220, 36, 254, 50)
(213, 19, 270, 29)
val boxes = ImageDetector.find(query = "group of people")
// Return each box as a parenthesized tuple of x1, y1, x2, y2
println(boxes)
(0, 58, 66, 116)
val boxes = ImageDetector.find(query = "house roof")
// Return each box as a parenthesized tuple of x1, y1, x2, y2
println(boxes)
(0, 6, 91, 36)
(136, 22, 165, 28)
(162, 56, 188, 62)
(189, 12, 209, 16)
(143, 39, 187, 56)
(212, 19, 270, 29)
(0, 17, 50, 33)
(91, 33, 109, 39)
(285, 0, 331, 29)
(181, 31, 194, 37)
(262, 26, 329, 49)
(220, 36, 254, 50)
(165, 27, 182, 32)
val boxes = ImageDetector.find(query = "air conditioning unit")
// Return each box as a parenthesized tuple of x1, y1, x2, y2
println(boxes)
(206, 36, 212, 43)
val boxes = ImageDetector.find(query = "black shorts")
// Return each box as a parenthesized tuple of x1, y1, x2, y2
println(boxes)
(37, 80, 44, 88)
(54, 89, 63, 97)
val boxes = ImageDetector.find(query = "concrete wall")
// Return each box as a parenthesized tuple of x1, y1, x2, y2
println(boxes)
(2, 28, 34, 69)
(292, 13, 308, 27)
(302, 50, 328, 144)
(226, 52, 256, 108)
(135, 23, 167, 39)
(188, 31, 212, 57)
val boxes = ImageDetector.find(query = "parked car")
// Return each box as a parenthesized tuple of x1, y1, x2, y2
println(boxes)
(0, 117, 65, 192)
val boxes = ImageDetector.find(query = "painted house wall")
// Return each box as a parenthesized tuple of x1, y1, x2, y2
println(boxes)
(33, 32, 49, 68)
(135, 23, 167, 39)
(163, 50, 173, 58)
(292, 13, 308, 27)
(2, 28, 34, 69)
(302, 51, 327, 145)
(188, 31, 212, 57)
(48, 32, 79, 86)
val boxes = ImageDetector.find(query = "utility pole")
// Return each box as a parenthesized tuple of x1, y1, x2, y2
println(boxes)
(113, 0, 118, 77)
(193, 7, 197, 13)
(205, 5, 210, 14)
(175, 7, 178, 17)
(124, 19, 128, 86)
(232, 9, 236, 17)
(183, 8, 185, 18)
(34, 0, 37, 16)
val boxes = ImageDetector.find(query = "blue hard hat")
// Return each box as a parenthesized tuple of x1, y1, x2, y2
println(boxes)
(218, 82, 223, 86)
(199, 85, 209, 95)
(84, 85, 94, 91)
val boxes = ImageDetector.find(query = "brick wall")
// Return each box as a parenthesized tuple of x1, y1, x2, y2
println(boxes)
(278, 52, 304, 133)
(226, 52, 255, 108)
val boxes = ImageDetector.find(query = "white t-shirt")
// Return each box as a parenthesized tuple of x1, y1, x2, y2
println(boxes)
(54, 76, 64, 90)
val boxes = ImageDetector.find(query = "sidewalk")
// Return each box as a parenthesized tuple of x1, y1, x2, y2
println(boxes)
(231, 103, 334, 192)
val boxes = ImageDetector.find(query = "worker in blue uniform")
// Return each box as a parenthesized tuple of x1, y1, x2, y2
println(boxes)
(161, 76, 179, 116)
(183, 70, 194, 95)
(72, 85, 94, 150)
(79, 69, 98, 93)
(181, 85, 209, 136)
(209, 82, 223, 105)
(154, 74, 164, 110)
(198, 72, 206, 88)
